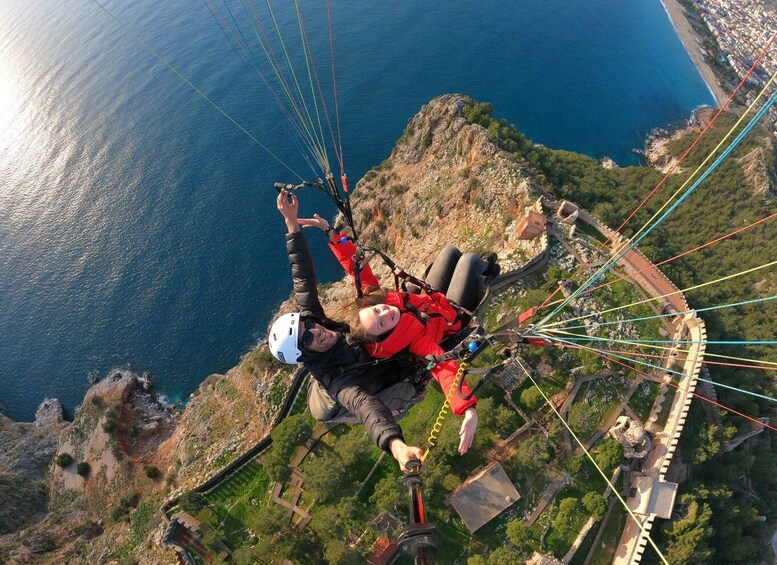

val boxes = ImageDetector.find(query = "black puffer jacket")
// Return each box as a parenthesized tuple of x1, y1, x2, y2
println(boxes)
(286, 231, 405, 451)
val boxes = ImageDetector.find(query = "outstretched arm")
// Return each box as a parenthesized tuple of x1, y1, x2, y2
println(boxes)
(277, 191, 326, 318)
(409, 339, 479, 455)
(458, 408, 478, 455)
(277, 190, 300, 234)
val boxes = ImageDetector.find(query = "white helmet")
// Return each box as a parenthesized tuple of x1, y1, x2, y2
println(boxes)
(268, 313, 303, 364)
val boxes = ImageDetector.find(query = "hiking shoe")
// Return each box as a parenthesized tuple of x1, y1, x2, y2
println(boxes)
(481, 252, 501, 282)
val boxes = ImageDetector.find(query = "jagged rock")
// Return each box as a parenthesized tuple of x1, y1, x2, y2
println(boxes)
(0, 413, 57, 536)
(3, 93, 772, 564)
(643, 106, 716, 173)
(0, 414, 57, 481)
(34, 399, 66, 432)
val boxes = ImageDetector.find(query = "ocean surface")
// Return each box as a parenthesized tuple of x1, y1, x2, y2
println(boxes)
(0, 0, 715, 421)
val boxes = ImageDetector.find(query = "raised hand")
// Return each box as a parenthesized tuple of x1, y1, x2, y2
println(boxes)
(297, 213, 330, 232)
(458, 408, 478, 455)
(276, 190, 299, 233)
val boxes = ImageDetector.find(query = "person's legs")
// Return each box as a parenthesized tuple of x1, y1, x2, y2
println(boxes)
(446, 252, 489, 312)
(308, 377, 418, 422)
(374, 381, 418, 411)
(307, 378, 345, 421)
(424, 246, 462, 293)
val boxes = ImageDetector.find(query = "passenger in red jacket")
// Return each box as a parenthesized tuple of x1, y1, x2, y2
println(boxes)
(299, 214, 498, 455)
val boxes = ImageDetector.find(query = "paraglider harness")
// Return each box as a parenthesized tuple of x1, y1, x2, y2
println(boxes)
(274, 178, 550, 401)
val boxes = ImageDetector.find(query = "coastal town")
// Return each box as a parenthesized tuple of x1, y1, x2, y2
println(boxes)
(672, 0, 777, 127)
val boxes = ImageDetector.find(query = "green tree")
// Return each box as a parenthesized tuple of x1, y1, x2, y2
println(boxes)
(552, 497, 580, 533)
(564, 455, 584, 475)
(513, 434, 551, 473)
(76, 462, 90, 477)
(568, 402, 596, 436)
(487, 546, 523, 564)
(55, 453, 74, 467)
(664, 497, 714, 564)
(506, 518, 532, 551)
(253, 504, 322, 562)
(467, 556, 487, 565)
(102, 414, 118, 433)
(304, 455, 343, 503)
(144, 465, 161, 479)
(263, 414, 313, 483)
(231, 545, 257, 565)
(463, 102, 495, 127)
(305, 430, 374, 503)
(582, 492, 606, 521)
(688, 424, 734, 465)
(178, 491, 207, 515)
(494, 405, 519, 436)
(594, 438, 623, 475)
(370, 476, 404, 515)
(520, 387, 545, 411)
(253, 504, 289, 538)
(324, 539, 363, 565)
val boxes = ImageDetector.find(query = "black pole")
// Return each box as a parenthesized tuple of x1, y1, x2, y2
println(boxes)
(397, 459, 437, 565)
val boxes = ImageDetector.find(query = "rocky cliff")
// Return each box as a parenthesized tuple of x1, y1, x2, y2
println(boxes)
(1, 93, 546, 564)
(643, 105, 775, 200)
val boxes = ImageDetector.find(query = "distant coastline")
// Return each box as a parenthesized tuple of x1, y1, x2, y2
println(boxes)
(661, 0, 728, 106)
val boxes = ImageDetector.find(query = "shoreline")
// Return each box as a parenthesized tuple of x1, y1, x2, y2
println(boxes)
(660, 0, 728, 107)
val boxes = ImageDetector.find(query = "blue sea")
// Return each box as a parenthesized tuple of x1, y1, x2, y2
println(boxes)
(0, 0, 714, 421)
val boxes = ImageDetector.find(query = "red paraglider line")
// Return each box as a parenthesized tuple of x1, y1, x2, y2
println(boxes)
(533, 30, 777, 316)
(571, 210, 777, 300)
(561, 342, 777, 433)
(590, 346, 777, 373)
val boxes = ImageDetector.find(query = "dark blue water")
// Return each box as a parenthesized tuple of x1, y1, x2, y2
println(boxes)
(0, 0, 714, 421)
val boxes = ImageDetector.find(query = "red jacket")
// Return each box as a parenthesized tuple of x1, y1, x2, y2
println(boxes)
(329, 234, 477, 415)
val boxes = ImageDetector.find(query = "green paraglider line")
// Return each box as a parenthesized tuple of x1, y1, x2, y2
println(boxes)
(544, 334, 777, 404)
(532, 30, 777, 319)
(538, 67, 777, 326)
(204, 0, 321, 176)
(89, 0, 304, 181)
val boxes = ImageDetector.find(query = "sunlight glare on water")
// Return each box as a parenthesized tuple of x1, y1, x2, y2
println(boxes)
(0, 49, 25, 175)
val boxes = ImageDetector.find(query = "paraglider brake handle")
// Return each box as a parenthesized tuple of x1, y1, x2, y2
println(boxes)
(403, 458, 422, 475)
(273, 180, 324, 193)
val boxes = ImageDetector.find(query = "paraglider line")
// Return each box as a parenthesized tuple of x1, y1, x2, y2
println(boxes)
(538, 259, 777, 329)
(532, 30, 777, 318)
(568, 211, 777, 305)
(545, 335, 777, 404)
(539, 68, 777, 326)
(515, 359, 669, 564)
(544, 295, 777, 333)
(89, 0, 304, 180)
(548, 339, 777, 433)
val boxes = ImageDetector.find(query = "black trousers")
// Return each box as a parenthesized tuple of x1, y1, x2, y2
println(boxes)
(424, 246, 489, 312)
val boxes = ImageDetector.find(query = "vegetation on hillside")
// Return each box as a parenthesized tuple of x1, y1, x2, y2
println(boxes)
(461, 101, 776, 563)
